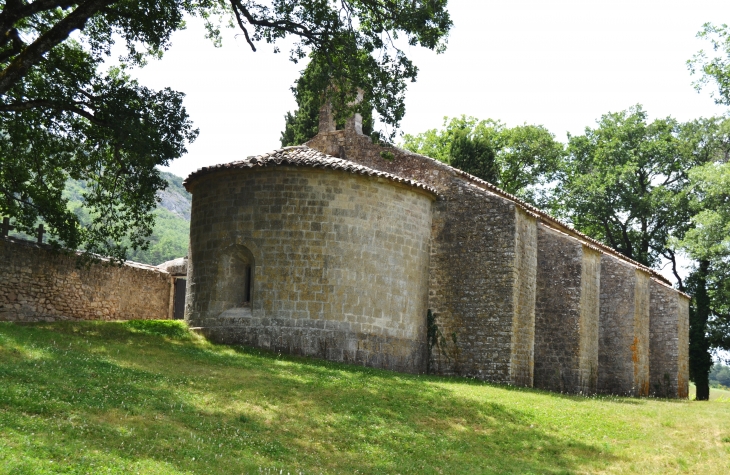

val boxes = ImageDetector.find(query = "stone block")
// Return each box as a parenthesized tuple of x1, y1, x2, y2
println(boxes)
(649, 279, 690, 398)
(598, 255, 650, 396)
(534, 224, 599, 394)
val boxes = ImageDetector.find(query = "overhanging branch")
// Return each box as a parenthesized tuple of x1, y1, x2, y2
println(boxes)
(0, 99, 112, 127)
(0, 0, 117, 96)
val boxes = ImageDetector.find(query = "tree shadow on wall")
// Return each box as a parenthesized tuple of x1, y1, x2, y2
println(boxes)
(0, 322, 620, 474)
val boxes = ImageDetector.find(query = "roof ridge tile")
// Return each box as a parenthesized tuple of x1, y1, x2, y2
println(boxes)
(184, 146, 439, 197)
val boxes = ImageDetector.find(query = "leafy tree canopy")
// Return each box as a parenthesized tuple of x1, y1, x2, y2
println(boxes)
(710, 363, 730, 387)
(688, 22, 730, 106)
(281, 55, 376, 147)
(0, 0, 452, 260)
(448, 128, 498, 185)
(552, 105, 702, 270)
(677, 118, 730, 355)
(686, 22, 730, 398)
(400, 116, 564, 206)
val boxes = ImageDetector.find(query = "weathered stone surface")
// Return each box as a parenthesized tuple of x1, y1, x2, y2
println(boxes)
(598, 255, 650, 396)
(534, 224, 599, 394)
(422, 181, 536, 384)
(185, 165, 434, 373)
(158, 257, 187, 276)
(179, 108, 690, 395)
(305, 125, 541, 386)
(510, 209, 538, 386)
(0, 238, 171, 322)
(649, 279, 690, 398)
(578, 246, 601, 393)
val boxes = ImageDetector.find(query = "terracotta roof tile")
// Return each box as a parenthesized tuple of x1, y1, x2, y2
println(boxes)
(183, 146, 439, 197)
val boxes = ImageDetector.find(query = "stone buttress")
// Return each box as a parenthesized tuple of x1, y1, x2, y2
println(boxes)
(307, 114, 538, 385)
(649, 279, 690, 398)
(533, 224, 600, 394)
(597, 255, 651, 396)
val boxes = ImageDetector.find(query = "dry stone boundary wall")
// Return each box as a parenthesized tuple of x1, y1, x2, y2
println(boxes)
(0, 237, 172, 322)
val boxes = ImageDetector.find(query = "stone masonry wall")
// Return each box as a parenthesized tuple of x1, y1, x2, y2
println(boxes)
(306, 115, 686, 392)
(649, 280, 690, 398)
(186, 166, 434, 373)
(510, 209, 537, 387)
(425, 180, 527, 383)
(578, 246, 601, 394)
(307, 127, 537, 385)
(677, 295, 690, 398)
(0, 237, 171, 322)
(633, 271, 651, 396)
(534, 224, 600, 394)
(598, 255, 650, 396)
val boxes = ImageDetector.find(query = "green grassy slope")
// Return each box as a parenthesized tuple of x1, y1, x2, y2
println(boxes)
(1, 321, 729, 475)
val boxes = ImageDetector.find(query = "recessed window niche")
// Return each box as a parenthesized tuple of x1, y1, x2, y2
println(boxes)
(214, 245, 254, 312)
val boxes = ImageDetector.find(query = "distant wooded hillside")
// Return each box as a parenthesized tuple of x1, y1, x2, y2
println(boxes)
(65, 171, 191, 265)
(6, 172, 191, 266)
(126, 172, 191, 265)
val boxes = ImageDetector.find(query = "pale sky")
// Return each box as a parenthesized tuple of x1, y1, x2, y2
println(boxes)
(125, 0, 729, 180)
(126, 0, 727, 332)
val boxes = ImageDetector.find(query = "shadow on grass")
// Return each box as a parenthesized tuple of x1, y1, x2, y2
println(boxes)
(0, 321, 619, 474)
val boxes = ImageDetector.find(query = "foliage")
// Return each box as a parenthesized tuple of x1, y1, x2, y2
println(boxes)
(449, 128, 498, 184)
(710, 364, 730, 388)
(121, 171, 191, 265)
(123, 207, 190, 265)
(552, 105, 699, 269)
(280, 56, 375, 147)
(401, 116, 564, 205)
(1, 321, 730, 474)
(688, 23, 730, 106)
(686, 261, 714, 400)
(0, 48, 197, 261)
(67, 172, 190, 265)
(677, 119, 730, 356)
(0, 1, 452, 261)
(6, 171, 191, 265)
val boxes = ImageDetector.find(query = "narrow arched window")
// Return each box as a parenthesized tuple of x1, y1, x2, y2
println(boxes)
(243, 264, 252, 305)
(215, 245, 255, 312)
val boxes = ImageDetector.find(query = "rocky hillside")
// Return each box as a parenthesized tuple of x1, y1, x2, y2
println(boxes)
(125, 171, 191, 265)
(157, 171, 191, 221)
(13, 172, 193, 266)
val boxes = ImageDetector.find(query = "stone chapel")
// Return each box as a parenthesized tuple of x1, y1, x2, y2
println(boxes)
(182, 105, 689, 398)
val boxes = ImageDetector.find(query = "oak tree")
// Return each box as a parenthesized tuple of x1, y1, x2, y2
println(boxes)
(553, 106, 697, 269)
(400, 116, 564, 206)
(686, 24, 730, 398)
(0, 0, 452, 260)
(677, 118, 730, 398)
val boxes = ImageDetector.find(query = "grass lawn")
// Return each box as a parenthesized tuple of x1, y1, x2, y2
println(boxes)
(1, 321, 729, 474)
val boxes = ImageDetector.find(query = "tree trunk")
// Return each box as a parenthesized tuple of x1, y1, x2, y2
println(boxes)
(689, 259, 713, 401)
